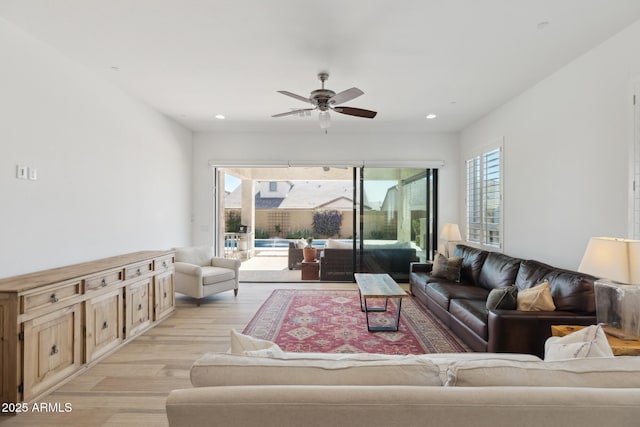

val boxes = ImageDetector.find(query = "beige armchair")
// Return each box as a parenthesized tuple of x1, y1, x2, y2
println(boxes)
(174, 246, 241, 306)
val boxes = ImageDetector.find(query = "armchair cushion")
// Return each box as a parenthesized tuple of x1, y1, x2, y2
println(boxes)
(202, 267, 236, 285)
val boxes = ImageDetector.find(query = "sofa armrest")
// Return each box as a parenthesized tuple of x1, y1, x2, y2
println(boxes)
(211, 257, 241, 271)
(487, 310, 596, 357)
(410, 262, 433, 273)
(175, 261, 203, 277)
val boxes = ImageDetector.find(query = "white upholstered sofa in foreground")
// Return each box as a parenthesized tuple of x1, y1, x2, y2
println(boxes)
(166, 331, 640, 427)
(173, 246, 241, 305)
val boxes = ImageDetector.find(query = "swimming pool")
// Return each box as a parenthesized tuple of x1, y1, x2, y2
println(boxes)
(253, 238, 327, 248)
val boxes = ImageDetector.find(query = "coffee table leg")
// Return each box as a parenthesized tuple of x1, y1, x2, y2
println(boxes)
(364, 297, 403, 332)
(359, 295, 389, 313)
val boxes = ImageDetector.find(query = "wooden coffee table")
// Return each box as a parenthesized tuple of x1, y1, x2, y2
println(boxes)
(354, 273, 407, 332)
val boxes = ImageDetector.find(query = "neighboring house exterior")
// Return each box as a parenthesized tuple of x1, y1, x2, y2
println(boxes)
(225, 180, 367, 238)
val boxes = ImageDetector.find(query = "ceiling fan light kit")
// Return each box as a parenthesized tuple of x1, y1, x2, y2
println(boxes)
(273, 73, 377, 129)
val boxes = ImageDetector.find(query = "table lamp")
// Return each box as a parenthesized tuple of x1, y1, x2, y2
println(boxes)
(440, 223, 462, 258)
(578, 237, 640, 339)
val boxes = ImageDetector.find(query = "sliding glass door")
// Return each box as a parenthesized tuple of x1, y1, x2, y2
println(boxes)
(356, 167, 437, 281)
(212, 165, 437, 283)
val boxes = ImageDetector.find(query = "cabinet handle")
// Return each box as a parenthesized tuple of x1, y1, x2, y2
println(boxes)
(137, 303, 143, 311)
(50, 344, 58, 355)
(163, 291, 167, 298)
(50, 294, 58, 303)
(101, 278, 107, 287)
(162, 261, 168, 268)
(102, 321, 109, 330)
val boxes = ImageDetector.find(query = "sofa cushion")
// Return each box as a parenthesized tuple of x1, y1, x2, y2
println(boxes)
(477, 252, 521, 290)
(516, 261, 596, 313)
(426, 282, 489, 310)
(190, 352, 442, 387)
(444, 356, 640, 387)
(486, 286, 518, 310)
(515, 259, 554, 288)
(516, 281, 556, 311)
(544, 325, 613, 361)
(545, 270, 596, 313)
(453, 245, 488, 284)
(325, 239, 352, 249)
(201, 266, 236, 285)
(431, 253, 462, 281)
(449, 299, 488, 339)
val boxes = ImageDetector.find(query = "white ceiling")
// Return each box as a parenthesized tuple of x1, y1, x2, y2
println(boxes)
(2, 0, 640, 133)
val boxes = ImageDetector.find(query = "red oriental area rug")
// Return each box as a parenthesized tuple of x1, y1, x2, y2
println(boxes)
(243, 289, 470, 355)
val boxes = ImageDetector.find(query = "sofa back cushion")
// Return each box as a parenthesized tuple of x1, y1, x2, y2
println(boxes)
(444, 357, 640, 388)
(477, 252, 521, 290)
(516, 260, 596, 313)
(453, 245, 488, 285)
(190, 353, 442, 387)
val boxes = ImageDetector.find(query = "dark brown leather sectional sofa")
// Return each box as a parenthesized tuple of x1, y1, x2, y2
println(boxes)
(409, 244, 597, 358)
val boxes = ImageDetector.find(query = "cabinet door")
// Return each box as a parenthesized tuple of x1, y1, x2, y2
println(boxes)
(154, 271, 175, 321)
(22, 303, 82, 401)
(125, 279, 152, 338)
(86, 289, 123, 363)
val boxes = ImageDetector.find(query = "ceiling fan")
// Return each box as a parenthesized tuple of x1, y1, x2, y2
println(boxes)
(272, 73, 377, 129)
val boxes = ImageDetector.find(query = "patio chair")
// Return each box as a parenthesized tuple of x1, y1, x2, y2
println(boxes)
(174, 246, 241, 305)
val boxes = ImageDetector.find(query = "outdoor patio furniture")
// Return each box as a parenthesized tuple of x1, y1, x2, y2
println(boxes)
(288, 241, 323, 270)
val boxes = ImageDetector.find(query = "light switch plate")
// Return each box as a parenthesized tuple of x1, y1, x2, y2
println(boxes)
(28, 167, 37, 180)
(16, 165, 27, 179)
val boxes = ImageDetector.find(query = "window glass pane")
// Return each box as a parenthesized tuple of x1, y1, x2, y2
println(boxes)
(466, 147, 502, 248)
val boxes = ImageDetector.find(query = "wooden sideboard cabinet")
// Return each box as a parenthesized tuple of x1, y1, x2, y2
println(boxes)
(0, 250, 175, 405)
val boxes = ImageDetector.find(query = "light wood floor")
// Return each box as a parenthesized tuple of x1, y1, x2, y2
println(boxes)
(0, 282, 365, 427)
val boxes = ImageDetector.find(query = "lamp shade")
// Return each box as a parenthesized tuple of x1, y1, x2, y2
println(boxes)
(440, 223, 462, 241)
(578, 237, 640, 285)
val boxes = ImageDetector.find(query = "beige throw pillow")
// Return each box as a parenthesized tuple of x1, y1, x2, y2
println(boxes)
(431, 253, 462, 282)
(516, 280, 556, 311)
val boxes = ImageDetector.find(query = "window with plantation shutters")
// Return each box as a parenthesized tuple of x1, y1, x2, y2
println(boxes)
(466, 145, 503, 249)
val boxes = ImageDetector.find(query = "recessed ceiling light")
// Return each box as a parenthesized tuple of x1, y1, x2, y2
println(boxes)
(537, 21, 549, 30)
(426, 114, 437, 119)
(110, 66, 120, 71)
(215, 114, 225, 120)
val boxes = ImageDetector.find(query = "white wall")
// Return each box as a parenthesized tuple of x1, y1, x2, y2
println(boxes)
(460, 19, 640, 270)
(0, 18, 193, 278)
(191, 132, 459, 247)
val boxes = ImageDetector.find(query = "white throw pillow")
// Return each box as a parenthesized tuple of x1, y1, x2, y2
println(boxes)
(544, 325, 614, 361)
(229, 329, 285, 357)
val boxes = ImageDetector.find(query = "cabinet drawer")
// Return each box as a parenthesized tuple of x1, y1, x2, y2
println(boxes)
(21, 281, 82, 314)
(124, 261, 153, 280)
(84, 268, 124, 291)
(154, 254, 174, 272)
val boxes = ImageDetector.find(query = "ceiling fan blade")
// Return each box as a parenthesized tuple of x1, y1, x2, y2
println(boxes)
(333, 106, 377, 119)
(272, 108, 315, 118)
(329, 87, 364, 105)
(277, 90, 312, 104)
